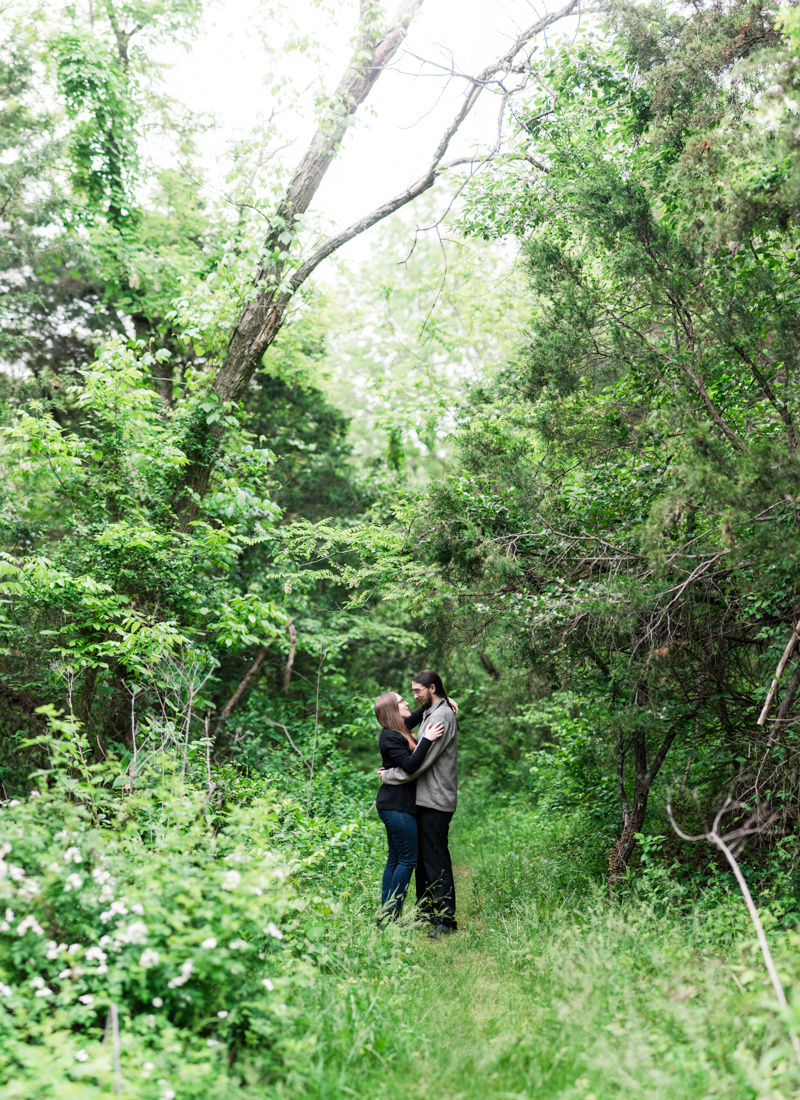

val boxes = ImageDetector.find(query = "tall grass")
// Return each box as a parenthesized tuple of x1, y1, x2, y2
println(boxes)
(290, 796, 800, 1100)
(4, 724, 799, 1099)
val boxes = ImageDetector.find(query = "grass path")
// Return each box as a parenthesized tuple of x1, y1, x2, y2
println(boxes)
(307, 830, 800, 1100)
(374, 860, 580, 1100)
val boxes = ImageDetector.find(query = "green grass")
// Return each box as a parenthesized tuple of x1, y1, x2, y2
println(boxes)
(286, 805, 800, 1100)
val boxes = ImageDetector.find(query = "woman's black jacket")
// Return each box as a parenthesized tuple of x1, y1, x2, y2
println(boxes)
(376, 720, 431, 815)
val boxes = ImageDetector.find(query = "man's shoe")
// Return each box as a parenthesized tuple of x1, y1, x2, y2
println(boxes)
(427, 922, 455, 939)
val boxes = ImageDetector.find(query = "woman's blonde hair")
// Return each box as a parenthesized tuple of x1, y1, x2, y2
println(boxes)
(375, 691, 406, 736)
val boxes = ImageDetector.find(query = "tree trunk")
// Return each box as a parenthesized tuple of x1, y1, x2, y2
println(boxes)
(609, 703, 700, 881)
(609, 724, 649, 880)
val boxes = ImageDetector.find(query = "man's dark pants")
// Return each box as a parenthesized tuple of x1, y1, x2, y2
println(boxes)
(415, 807, 457, 929)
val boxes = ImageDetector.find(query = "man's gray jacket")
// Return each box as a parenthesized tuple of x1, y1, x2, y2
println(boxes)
(381, 698, 458, 813)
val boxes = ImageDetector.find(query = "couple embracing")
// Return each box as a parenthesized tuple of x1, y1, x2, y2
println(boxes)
(373, 669, 458, 938)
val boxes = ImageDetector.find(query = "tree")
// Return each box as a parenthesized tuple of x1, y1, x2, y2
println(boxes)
(174, 0, 597, 517)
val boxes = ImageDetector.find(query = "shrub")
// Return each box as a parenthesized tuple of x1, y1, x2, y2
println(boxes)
(0, 769, 325, 1097)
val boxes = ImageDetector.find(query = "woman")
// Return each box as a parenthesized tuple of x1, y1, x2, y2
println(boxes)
(374, 691, 444, 921)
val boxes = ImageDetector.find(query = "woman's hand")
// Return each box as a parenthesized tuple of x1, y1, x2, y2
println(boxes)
(423, 720, 445, 741)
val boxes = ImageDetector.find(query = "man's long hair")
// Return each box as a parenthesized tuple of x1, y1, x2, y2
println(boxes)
(375, 692, 407, 736)
(413, 669, 458, 724)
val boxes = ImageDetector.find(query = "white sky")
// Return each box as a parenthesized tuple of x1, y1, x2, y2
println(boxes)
(162, 0, 581, 262)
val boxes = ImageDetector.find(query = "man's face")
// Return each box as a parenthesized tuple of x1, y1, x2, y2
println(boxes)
(411, 681, 433, 709)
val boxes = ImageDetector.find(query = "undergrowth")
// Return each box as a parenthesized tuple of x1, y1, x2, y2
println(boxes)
(3, 721, 800, 1099)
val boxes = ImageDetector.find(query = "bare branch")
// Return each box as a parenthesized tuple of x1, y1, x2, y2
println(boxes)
(757, 619, 800, 726)
(667, 796, 800, 1071)
(262, 715, 312, 774)
(217, 647, 268, 728)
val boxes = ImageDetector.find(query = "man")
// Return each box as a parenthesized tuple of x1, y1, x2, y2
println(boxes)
(380, 669, 458, 937)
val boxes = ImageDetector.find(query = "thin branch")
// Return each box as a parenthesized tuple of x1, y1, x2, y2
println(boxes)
(217, 647, 268, 728)
(757, 619, 800, 726)
(262, 715, 312, 774)
(307, 648, 326, 816)
(284, 620, 298, 693)
(667, 797, 800, 1072)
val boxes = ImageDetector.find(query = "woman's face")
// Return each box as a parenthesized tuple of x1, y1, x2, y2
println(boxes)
(395, 693, 411, 718)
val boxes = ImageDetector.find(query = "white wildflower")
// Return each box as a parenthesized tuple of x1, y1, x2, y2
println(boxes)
(16, 914, 44, 937)
(217, 1010, 228, 1018)
(8, 865, 25, 882)
(0, 983, 12, 996)
(206, 1039, 219, 1047)
(131, 902, 144, 916)
(29, 790, 39, 798)
(78, 994, 94, 1005)
(100, 884, 114, 902)
(0, 843, 10, 858)
(0, 922, 9, 933)
(63, 847, 82, 864)
(47, 862, 60, 873)
(85, 946, 107, 965)
(139, 948, 160, 968)
(99, 936, 111, 947)
(152, 997, 163, 1007)
(31, 976, 46, 988)
(4, 909, 13, 921)
(91, 868, 111, 884)
(167, 959, 194, 988)
(200, 937, 217, 950)
(252, 887, 263, 896)
(18, 879, 40, 901)
(221, 870, 241, 891)
(109, 900, 128, 916)
(8, 800, 20, 807)
(261, 978, 274, 991)
(68, 943, 81, 954)
(229, 939, 248, 950)
(143, 1061, 155, 1070)
(118, 920, 147, 945)
(58, 968, 73, 979)
(75, 1050, 89, 1062)
(46, 940, 59, 959)
(264, 922, 283, 940)
(35, 987, 53, 997)
(64, 873, 82, 892)
(160, 1089, 176, 1100)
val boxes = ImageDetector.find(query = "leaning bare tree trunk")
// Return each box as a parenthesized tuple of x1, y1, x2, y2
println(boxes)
(177, 0, 589, 524)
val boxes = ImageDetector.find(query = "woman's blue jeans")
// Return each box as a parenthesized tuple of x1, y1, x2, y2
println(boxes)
(377, 809, 418, 917)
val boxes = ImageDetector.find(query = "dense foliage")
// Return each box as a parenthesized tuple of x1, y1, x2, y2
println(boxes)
(4, 0, 800, 1094)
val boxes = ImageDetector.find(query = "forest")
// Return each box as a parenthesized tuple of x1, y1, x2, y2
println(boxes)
(2, 0, 800, 1095)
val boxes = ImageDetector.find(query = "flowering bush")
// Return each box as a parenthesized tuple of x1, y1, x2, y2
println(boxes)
(0, 781, 317, 1098)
